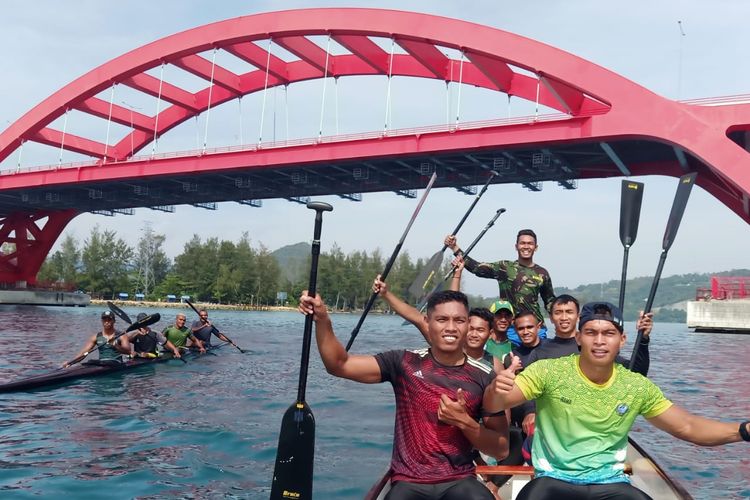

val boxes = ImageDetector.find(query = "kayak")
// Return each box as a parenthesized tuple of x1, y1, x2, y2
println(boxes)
(364, 437, 693, 500)
(0, 343, 226, 393)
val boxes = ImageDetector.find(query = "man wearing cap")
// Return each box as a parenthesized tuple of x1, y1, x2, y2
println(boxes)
(485, 300, 514, 362)
(162, 313, 205, 353)
(63, 311, 132, 367)
(190, 309, 232, 348)
(445, 230, 555, 347)
(487, 301, 749, 500)
(129, 313, 181, 359)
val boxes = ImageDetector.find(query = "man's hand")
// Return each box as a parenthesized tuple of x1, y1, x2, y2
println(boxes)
(437, 388, 473, 430)
(493, 354, 522, 396)
(522, 412, 536, 436)
(299, 292, 329, 322)
(172, 349, 181, 358)
(637, 311, 654, 338)
(372, 274, 388, 296)
(444, 234, 460, 254)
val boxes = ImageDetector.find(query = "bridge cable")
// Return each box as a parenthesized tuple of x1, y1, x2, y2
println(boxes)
(203, 49, 218, 153)
(16, 140, 24, 173)
(445, 81, 450, 127)
(284, 85, 289, 143)
(455, 51, 465, 128)
(58, 108, 69, 168)
(384, 38, 395, 133)
(104, 83, 116, 164)
(507, 94, 512, 119)
(273, 85, 277, 142)
(334, 77, 339, 136)
(318, 35, 332, 139)
(534, 76, 540, 120)
(258, 38, 273, 146)
(152, 62, 165, 157)
(238, 96, 244, 145)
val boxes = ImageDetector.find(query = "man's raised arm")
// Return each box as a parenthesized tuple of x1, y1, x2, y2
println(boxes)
(299, 292, 383, 384)
(484, 355, 528, 414)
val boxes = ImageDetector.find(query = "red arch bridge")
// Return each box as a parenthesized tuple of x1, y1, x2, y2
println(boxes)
(2, 8, 750, 286)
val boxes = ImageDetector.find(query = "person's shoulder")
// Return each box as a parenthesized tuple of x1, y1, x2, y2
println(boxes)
(466, 355, 494, 375)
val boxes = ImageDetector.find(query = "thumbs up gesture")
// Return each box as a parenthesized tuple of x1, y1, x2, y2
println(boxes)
(493, 354, 522, 395)
(438, 388, 472, 429)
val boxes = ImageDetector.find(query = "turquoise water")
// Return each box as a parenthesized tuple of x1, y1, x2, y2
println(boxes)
(0, 305, 748, 499)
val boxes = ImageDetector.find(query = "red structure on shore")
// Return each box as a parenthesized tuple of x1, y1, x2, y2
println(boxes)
(2, 8, 750, 286)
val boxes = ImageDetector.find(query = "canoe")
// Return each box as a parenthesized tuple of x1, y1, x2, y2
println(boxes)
(0, 343, 226, 393)
(364, 437, 693, 500)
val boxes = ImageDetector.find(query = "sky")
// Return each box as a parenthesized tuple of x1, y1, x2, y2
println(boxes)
(2, 0, 750, 298)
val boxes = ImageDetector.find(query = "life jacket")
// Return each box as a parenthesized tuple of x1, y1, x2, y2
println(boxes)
(95, 331, 123, 361)
(132, 330, 159, 355)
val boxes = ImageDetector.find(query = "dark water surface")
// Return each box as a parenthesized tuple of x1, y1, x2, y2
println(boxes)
(0, 306, 748, 499)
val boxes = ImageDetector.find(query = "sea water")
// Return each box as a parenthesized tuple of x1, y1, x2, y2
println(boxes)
(0, 306, 748, 499)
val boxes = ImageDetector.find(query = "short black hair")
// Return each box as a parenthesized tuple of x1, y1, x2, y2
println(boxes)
(517, 229, 537, 243)
(469, 307, 494, 330)
(551, 294, 580, 313)
(426, 290, 469, 315)
(513, 309, 538, 322)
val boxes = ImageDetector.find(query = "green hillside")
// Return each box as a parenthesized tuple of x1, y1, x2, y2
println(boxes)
(271, 242, 310, 284)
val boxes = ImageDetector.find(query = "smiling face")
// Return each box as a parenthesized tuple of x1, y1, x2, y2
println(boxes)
(551, 300, 579, 338)
(575, 319, 626, 367)
(425, 301, 469, 356)
(514, 313, 541, 348)
(175, 314, 186, 328)
(515, 234, 538, 261)
(466, 315, 492, 351)
(493, 310, 513, 336)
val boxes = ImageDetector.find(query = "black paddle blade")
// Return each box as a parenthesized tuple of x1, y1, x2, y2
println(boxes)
(107, 301, 133, 324)
(662, 173, 696, 251)
(270, 402, 315, 500)
(125, 313, 161, 333)
(407, 250, 444, 298)
(619, 180, 644, 247)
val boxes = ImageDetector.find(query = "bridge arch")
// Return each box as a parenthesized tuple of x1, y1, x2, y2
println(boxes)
(2, 8, 750, 285)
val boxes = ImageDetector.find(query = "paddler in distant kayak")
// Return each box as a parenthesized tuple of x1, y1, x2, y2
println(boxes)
(301, 289, 508, 499)
(190, 309, 231, 347)
(129, 312, 182, 359)
(162, 313, 205, 353)
(487, 301, 750, 500)
(63, 311, 131, 367)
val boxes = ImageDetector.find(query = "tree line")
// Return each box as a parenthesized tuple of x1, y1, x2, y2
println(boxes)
(37, 225, 452, 309)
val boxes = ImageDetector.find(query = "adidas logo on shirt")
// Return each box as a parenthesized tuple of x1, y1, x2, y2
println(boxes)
(412, 370, 424, 379)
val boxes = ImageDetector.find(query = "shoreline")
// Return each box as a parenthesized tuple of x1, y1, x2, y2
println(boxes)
(90, 299, 359, 314)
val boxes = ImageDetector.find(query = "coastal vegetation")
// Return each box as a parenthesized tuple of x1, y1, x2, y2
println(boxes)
(36, 226, 748, 322)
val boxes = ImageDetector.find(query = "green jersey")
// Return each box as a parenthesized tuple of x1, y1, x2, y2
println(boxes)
(485, 338, 512, 360)
(515, 355, 672, 484)
(162, 325, 191, 348)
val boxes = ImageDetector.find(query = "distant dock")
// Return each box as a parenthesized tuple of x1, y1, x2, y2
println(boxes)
(688, 276, 750, 333)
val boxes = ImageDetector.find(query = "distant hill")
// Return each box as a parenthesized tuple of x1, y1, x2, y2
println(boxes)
(556, 268, 750, 322)
(271, 242, 310, 283)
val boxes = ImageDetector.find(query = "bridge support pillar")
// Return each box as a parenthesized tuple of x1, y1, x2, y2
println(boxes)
(0, 209, 78, 286)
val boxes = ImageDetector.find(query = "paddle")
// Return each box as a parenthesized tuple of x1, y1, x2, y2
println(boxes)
(270, 201, 333, 500)
(410, 208, 507, 316)
(407, 171, 497, 299)
(345, 172, 438, 351)
(184, 299, 248, 354)
(617, 181, 644, 314)
(63, 313, 161, 367)
(628, 173, 696, 370)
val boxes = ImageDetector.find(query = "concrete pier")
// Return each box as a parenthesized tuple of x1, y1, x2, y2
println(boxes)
(0, 290, 90, 306)
(686, 299, 750, 333)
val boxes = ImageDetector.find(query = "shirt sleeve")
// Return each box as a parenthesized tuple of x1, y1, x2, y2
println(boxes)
(374, 350, 404, 384)
(539, 267, 556, 312)
(515, 360, 548, 401)
(463, 256, 504, 280)
(156, 331, 168, 345)
(639, 378, 673, 418)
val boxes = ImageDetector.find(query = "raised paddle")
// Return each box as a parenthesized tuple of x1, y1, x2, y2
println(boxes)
(345, 172, 438, 351)
(628, 173, 696, 370)
(617, 180, 644, 314)
(107, 300, 133, 324)
(270, 201, 333, 500)
(184, 299, 248, 354)
(63, 313, 161, 367)
(407, 171, 497, 299)
(410, 208, 507, 316)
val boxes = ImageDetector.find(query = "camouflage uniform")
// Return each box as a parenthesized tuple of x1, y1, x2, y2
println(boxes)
(463, 257, 555, 323)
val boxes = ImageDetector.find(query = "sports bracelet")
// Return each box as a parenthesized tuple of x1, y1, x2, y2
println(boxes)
(740, 421, 750, 442)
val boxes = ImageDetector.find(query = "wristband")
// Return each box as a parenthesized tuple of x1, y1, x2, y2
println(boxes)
(740, 421, 750, 442)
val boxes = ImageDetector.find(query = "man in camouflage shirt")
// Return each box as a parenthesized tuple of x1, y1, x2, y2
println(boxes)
(445, 229, 555, 346)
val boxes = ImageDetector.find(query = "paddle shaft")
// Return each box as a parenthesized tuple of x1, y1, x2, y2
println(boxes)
(414, 208, 506, 314)
(618, 247, 630, 313)
(185, 299, 246, 353)
(345, 172, 438, 351)
(408, 171, 497, 298)
(628, 173, 695, 370)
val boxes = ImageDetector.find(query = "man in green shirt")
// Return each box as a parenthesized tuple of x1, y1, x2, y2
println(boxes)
(162, 313, 205, 353)
(487, 301, 749, 500)
(484, 300, 514, 363)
